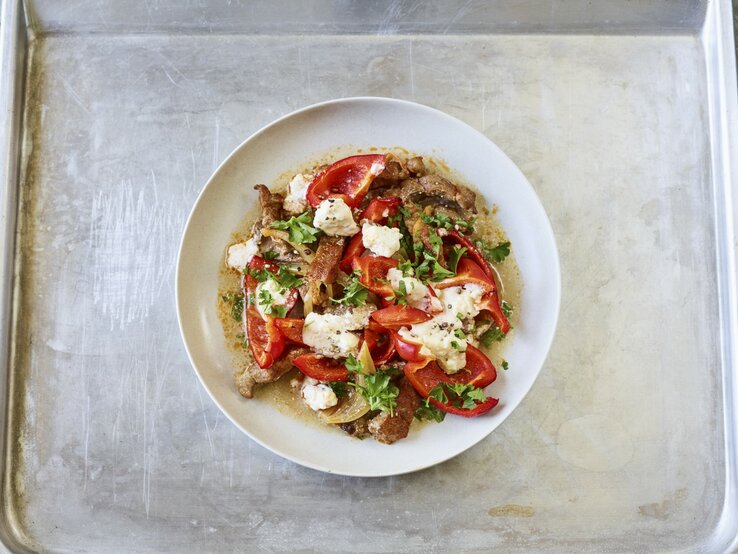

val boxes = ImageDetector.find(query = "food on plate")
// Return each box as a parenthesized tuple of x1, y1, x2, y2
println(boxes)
(219, 152, 516, 444)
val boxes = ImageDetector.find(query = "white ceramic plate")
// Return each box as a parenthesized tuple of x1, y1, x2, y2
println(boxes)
(176, 97, 561, 477)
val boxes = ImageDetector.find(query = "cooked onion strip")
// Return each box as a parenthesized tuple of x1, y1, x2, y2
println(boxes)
(319, 389, 369, 424)
(261, 228, 316, 263)
(319, 342, 374, 424)
(303, 289, 314, 314)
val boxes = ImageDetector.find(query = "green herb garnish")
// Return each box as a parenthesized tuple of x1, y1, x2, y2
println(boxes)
(345, 354, 363, 374)
(421, 213, 476, 234)
(249, 265, 303, 289)
(501, 300, 513, 319)
(328, 382, 348, 397)
(448, 245, 467, 273)
(271, 211, 322, 244)
(501, 360, 509, 370)
(479, 326, 506, 346)
(221, 292, 245, 321)
(262, 250, 279, 260)
(426, 383, 488, 410)
(394, 279, 408, 306)
(398, 260, 414, 277)
(332, 270, 369, 306)
(345, 355, 400, 415)
(414, 403, 446, 422)
(257, 286, 288, 318)
(476, 239, 511, 263)
(275, 266, 303, 289)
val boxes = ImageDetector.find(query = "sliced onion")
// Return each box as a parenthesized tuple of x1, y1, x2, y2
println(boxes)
(319, 342, 375, 424)
(319, 389, 369, 424)
(303, 289, 314, 314)
(357, 340, 375, 376)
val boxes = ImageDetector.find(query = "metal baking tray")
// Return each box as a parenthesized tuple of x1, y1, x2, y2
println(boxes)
(1, 0, 737, 551)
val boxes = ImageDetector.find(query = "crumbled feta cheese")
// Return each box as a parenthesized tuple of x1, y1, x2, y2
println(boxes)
(362, 222, 402, 257)
(255, 279, 289, 318)
(370, 161, 385, 175)
(302, 309, 371, 358)
(313, 198, 360, 236)
(283, 173, 313, 214)
(387, 268, 433, 310)
(397, 284, 485, 373)
(437, 284, 485, 320)
(301, 377, 338, 411)
(226, 238, 259, 271)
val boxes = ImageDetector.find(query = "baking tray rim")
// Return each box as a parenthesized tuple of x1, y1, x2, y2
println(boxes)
(0, 0, 735, 550)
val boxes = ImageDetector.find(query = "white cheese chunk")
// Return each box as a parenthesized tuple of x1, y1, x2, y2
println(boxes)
(283, 173, 313, 214)
(387, 268, 433, 310)
(255, 279, 289, 318)
(437, 284, 485, 320)
(397, 284, 485, 373)
(302, 309, 371, 358)
(313, 198, 360, 236)
(301, 377, 338, 411)
(362, 222, 402, 258)
(226, 238, 259, 271)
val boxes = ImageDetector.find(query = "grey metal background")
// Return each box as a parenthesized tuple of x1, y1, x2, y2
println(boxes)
(1, 0, 737, 552)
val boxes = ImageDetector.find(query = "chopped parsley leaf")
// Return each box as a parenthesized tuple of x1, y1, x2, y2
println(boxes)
(328, 382, 348, 397)
(262, 250, 279, 260)
(257, 287, 288, 318)
(398, 260, 414, 277)
(414, 403, 446, 422)
(394, 279, 408, 306)
(426, 382, 488, 410)
(332, 270, 369, 306)
(221, 292, 245, 321)
(345, 355, 400, 415)
(501, 360, 509, 370)
(271, 211, 322, 244)
(249, 266, 303, 289)
(479, 326, 506, 346)
(421, 213, 476, 234)
(448, 245, 467, 273)
(475, 239, 511, 263)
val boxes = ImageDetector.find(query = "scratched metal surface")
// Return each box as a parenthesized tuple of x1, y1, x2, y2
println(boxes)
(2, 1, 738, 552)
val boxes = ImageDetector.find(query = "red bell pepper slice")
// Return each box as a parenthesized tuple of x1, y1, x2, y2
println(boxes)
(351, 255, 398, 300)
(428, 395, 499, 417)
(394, 337, 496, 392)
(437, 241, 511, 334)
(293, 354, 350, 382)
(392, 333, 498, 416)
(244, 303, 285, 369)
(243, 257, 298, 368)
(338, 197, 402, 271)
(339, 233, 365, 272)
(434, 257, 495, 293)
(445, 230, 495, 281)
(306, 154, 386, 209)
(359, 197, 401, 223)
(363, 321, 396, 365)
(272, 317, 305, 345)
(371, 305, 431, 329)
(391, 330, 429, 366)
